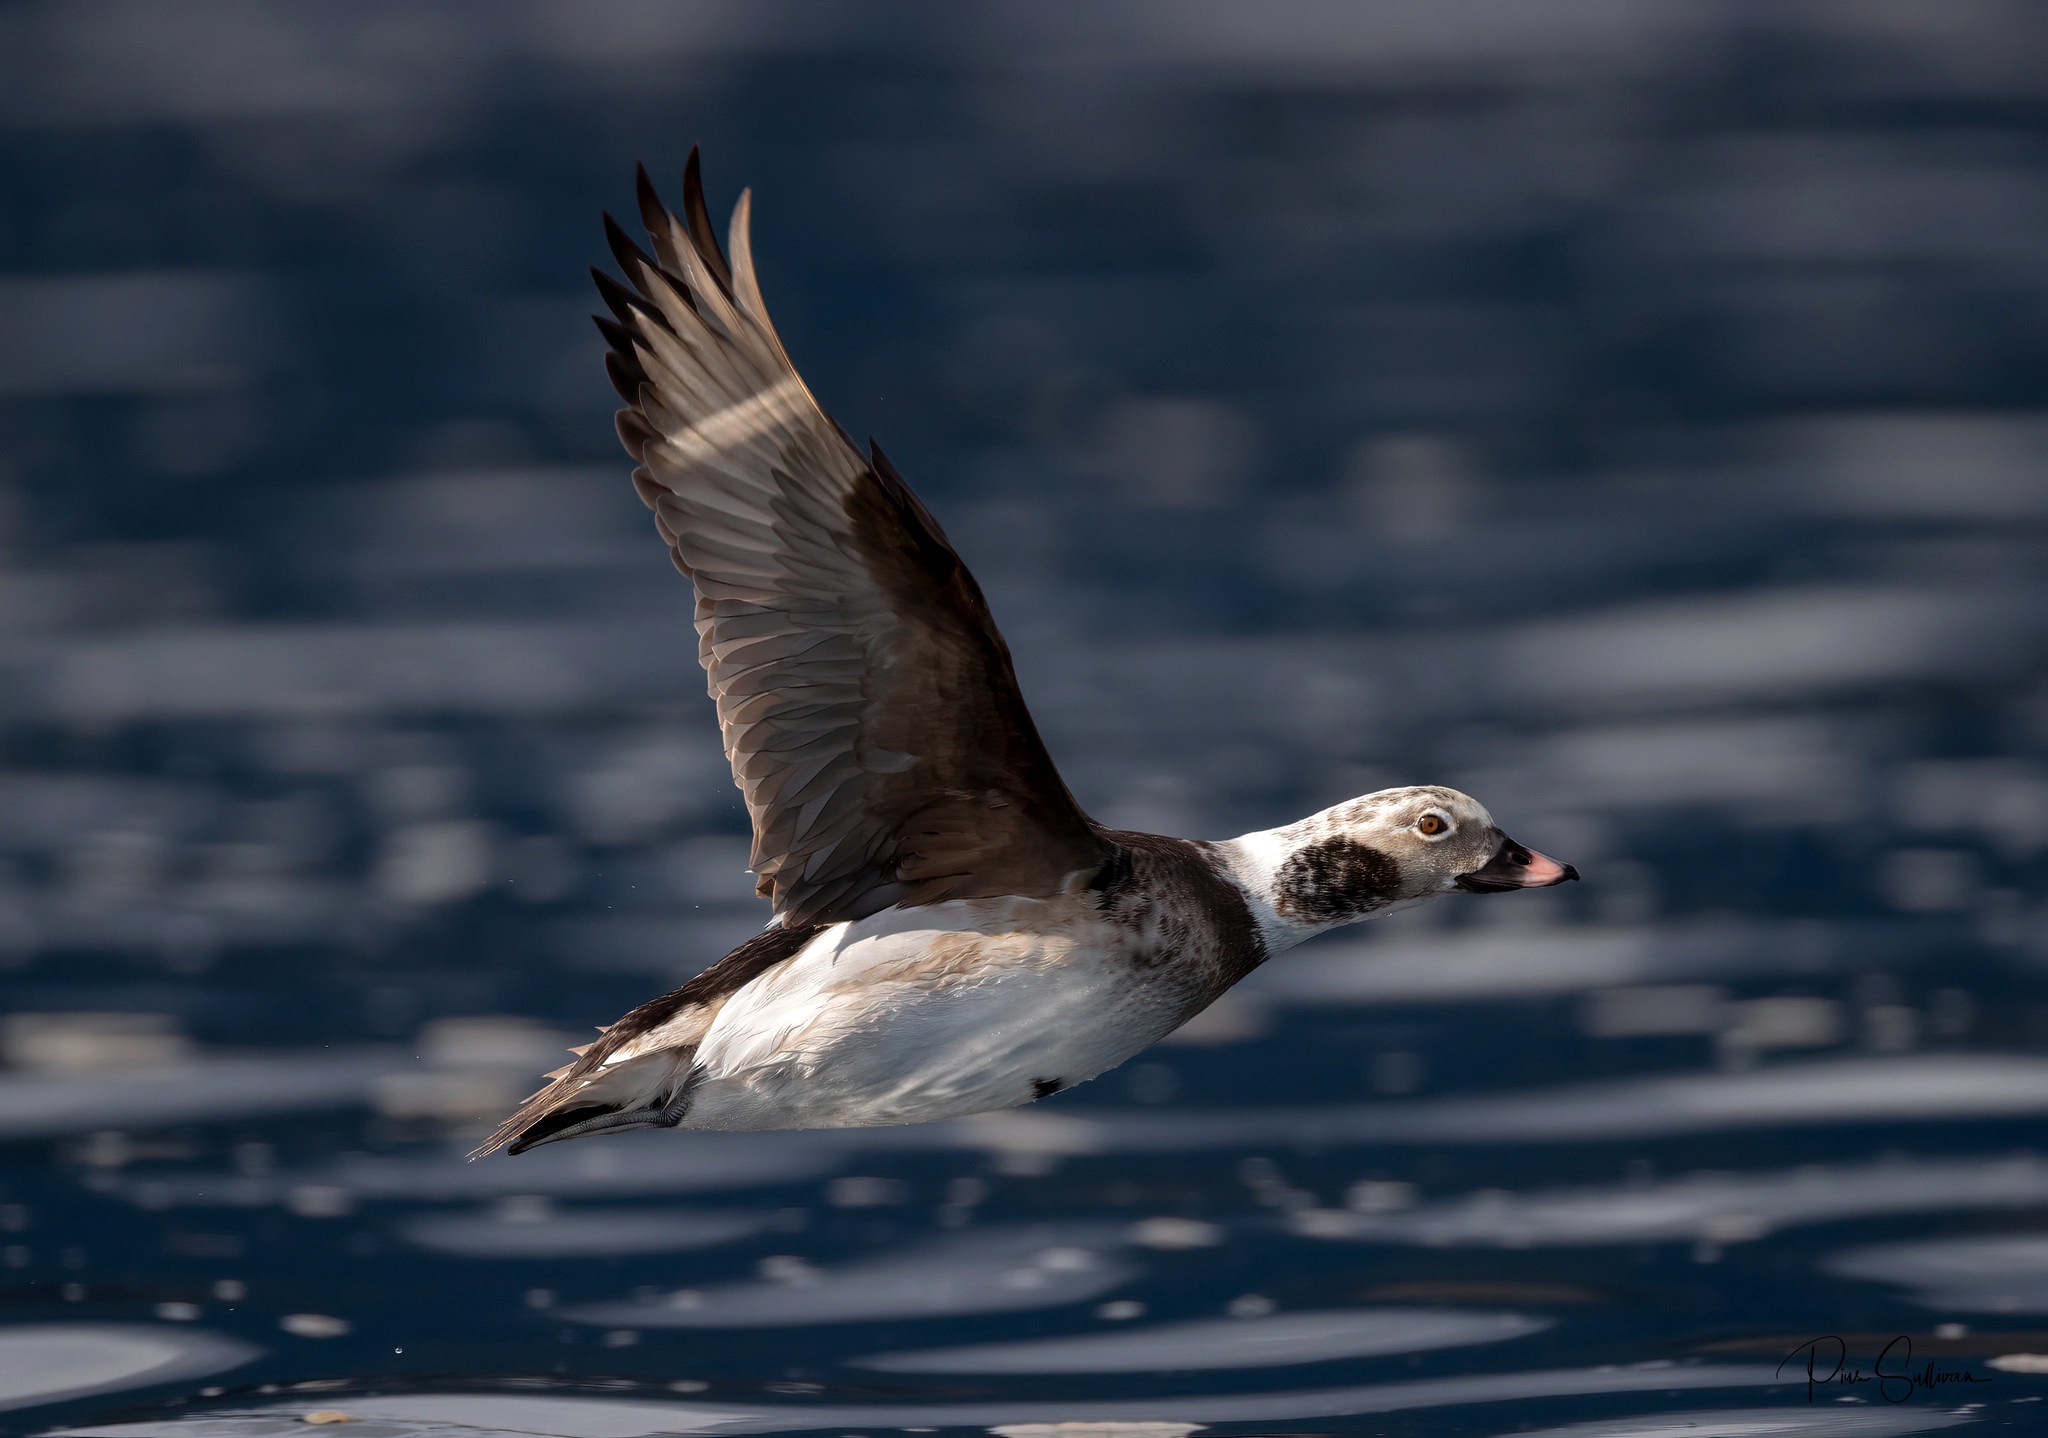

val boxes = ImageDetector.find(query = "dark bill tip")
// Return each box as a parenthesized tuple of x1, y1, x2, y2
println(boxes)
(1455, 834, 1579, 893)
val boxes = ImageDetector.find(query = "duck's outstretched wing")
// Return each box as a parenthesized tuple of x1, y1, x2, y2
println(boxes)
(597, 152, 1107, 927)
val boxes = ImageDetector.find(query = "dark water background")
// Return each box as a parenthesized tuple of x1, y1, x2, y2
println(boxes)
(2, 3, 2048, 1435)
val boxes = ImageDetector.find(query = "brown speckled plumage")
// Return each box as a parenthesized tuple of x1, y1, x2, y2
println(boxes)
(1091, 829, 1268, 992)
(1274, 837, 1401, 923)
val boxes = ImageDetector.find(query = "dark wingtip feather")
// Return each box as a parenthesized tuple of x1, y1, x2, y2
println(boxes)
(680, 147, 735, 293)
(600, 216, 685, 335)
(595, 315, 651, 401)
(591, 265, 642, 326)
(593, 312, 635, 356)
(604, 349, 648, 404)
(602, 211, 656, 285)
(634, 161, 674, 260)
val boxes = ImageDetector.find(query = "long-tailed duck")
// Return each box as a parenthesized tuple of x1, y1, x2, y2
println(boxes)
(477, 153, 1576, 1156)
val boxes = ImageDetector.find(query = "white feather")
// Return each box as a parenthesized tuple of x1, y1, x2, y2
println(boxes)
(670, 900, 1181, 1130)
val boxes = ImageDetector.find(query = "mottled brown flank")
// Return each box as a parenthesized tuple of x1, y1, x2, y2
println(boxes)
(1275, 837, 1400, 923)
(472, 920, 822, 1157)
(858, 927, 1046, 986)
(1091, 829, 1269, 989)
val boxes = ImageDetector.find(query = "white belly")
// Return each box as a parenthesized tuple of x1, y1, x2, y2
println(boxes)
(677, 899, 1184, 1130)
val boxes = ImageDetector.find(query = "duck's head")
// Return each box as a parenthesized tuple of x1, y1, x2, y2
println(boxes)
(1226, 785, 1577, 940)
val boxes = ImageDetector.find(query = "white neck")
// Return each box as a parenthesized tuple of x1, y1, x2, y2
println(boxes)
(1212, 823, 1352, 954)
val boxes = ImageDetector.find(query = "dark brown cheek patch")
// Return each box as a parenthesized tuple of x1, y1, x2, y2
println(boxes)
(1275, 838, 1401, 922)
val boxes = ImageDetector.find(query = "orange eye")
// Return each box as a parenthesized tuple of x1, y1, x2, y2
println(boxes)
(1417, 813, 1448, 836)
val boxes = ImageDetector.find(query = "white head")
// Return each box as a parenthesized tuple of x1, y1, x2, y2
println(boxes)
(1221, 784, 1576, 947)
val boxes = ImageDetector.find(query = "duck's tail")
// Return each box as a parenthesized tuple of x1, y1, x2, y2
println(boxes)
(469, 1047, 699, 1159)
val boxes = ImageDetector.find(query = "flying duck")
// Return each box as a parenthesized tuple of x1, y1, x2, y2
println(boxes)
(477, 153, 1576, 1157)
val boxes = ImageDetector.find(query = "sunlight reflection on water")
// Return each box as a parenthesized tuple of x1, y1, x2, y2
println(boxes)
(854, 1305, 1550, 1372)
(0, 1327, 258, 1412)
(51, 1364, 1791, 1436)
(562, 1225, 1139, 1327)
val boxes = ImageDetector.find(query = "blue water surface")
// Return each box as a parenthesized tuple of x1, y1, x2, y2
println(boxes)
(1, 4, 2047, 1435)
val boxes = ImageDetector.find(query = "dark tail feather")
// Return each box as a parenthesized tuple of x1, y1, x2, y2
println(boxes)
(469, 1076, 582, 1160)
(469, 1049, 699, 1160)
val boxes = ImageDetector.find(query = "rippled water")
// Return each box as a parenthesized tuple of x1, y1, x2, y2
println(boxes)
(4, 2, 2048, 1435)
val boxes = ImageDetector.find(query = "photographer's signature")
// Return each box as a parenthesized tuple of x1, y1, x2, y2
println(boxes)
(1780, 1335, 1992, 1402)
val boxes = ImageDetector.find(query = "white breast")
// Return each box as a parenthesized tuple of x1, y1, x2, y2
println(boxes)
(678, 897, 1182, 1129)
